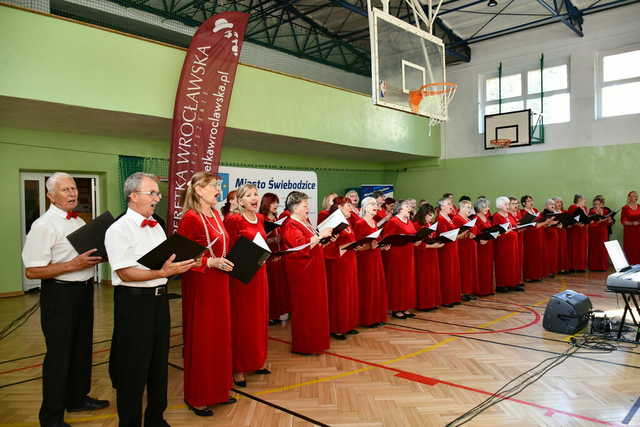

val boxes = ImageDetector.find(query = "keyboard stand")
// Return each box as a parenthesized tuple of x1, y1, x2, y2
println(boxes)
(609, 288, 640, 342)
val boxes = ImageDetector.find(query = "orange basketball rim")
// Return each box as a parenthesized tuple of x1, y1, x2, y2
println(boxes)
(408, 82, 458, 114)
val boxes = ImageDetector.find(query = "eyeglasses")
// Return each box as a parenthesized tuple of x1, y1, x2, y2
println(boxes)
(136, 191, 162, 199)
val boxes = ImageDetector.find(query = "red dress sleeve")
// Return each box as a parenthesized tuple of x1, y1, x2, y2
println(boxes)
(177, 210, 209, 273)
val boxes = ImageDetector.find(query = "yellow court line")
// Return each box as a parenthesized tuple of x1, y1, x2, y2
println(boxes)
(0, 281, 566, 426)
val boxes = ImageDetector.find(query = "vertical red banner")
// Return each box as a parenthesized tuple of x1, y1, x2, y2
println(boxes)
(167, 12, 249, 233)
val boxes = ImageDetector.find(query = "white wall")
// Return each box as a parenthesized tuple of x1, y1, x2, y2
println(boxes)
(442, 4, 640, 159)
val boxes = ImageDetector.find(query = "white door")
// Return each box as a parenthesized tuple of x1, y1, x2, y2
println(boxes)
(20, 173, 100, 291)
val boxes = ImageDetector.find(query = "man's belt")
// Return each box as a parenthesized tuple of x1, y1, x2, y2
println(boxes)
(117, 285, 167, 296)
(42, 278, 94, 286)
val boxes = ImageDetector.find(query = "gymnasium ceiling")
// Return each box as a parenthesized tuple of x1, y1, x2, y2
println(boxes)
(51, 0, 640, 76)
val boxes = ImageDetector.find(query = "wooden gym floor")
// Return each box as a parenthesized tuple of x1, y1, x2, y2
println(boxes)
(1, 272, 639, 426)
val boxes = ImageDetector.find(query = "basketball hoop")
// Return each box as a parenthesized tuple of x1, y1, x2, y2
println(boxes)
(490, 138, 512, 149)
(408, 82, 458, 136)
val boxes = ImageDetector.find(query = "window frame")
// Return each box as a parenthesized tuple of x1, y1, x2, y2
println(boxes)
(595, 44, 640, 120)
(478, 58, 571, 134)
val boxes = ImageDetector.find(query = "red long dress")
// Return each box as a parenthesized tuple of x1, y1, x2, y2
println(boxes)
(542, 211, 559, 277)
(224, 213, 269, 373)
(353, 218, 388, 325)
(177, 209, 232, 406)
(452, 214, 479, 295)
(567, 205, 589, 271)
(475, 215, 495, 296)
(493, 213, 520, 288)
(281, 216, 330, 353)
(381, 216, 417, 311)
(324, 222, 359, 334)
(265, 216, 290, 320)
(510, 211, 525, 283)
(437, 214, 462, 305)
(519, 208, 546, 281)
(588, 208, 610, 271)
(622, 204, 640, 264)
(414, 221, 441, 309)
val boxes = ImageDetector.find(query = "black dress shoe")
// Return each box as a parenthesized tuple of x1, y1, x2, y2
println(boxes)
(461, 295, 472, 301)
(268, 319, 278, 326)
(331, 333, 347, 340)
(233, 380, 247, 387)
(513, 286, 525, 292)
(391, 311, 406, 319)
(291, 351, 314, 356)
(496, 287, 509, 293)
(347, 329, 359, 335)
(221, 397, 237, 405)
(185, 400, 213, 417)
(452, 301, 461, 306)
(404, 312, 416, 318)
(364, 323, 379, 328)
(67, 396, 109, 412)
(415, 307, 436, 312)
(255, 368, 271, 375)
(442, 303, 454, 308)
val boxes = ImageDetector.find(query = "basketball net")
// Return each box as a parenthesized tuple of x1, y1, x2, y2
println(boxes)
(408, 82, 458, 136)
(489, 138, 512, 149)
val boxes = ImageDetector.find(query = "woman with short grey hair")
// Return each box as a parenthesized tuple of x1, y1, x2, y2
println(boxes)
(474, 197, 496, 296)
(280, 191, 332, 354)
(492, 196, 521, 292)
(381, 199, 418, 319)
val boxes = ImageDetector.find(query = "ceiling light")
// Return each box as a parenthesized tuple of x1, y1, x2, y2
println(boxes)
(487, 0, 498, 6)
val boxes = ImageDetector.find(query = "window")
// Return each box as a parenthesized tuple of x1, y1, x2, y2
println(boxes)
(478, 62, 570, 133)
(597, 48, 640, 119)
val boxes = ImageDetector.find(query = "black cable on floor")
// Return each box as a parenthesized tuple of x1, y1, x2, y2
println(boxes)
(0, 301, 39, 342)
(445, 335, 616, 426)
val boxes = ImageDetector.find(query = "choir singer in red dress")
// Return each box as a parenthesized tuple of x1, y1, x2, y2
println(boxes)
(493, 197, 522, 292)
(281, 191, 332, 354)
(588, 195, 612, 271)
(260, 193, 290, 325)
(437, 198, 463, 306)
(224, 184, 270, 387)
(519, 195, 551, 282)
(567, 194, 589, 272)
(554, 197, 571, 274)
(622, 191, 640, 264)
(382, 200, 418, 319)
(177, 172, 235, 417)
(413, 203, 444, 311)
(324, 197, 361, 340)
(452, 200, 479, 300)
(474, 198, 495, 296)
(542, 198, 561, 277)
(354, 197, 389, 327)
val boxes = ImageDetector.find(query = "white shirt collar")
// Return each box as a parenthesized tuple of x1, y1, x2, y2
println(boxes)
(125, 207, 152, 223)
(48, 204, 70, 219)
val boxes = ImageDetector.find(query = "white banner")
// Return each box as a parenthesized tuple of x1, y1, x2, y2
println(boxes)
(217, 166, 318, 224)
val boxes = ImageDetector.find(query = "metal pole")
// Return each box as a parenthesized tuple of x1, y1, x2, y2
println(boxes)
(498, 62, 502, 114)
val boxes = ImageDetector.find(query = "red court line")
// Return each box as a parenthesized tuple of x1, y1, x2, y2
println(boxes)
(0, 333, 183, 376)
(268, 335, 621, 426)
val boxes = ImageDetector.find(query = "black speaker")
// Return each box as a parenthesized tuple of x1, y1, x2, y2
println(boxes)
(543, 290, 592, 334)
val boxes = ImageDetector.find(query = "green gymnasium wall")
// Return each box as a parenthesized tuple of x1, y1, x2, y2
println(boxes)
(0, 5, 439, 158)
(393, 143, 640, 242)
(0, 127, 394, 294)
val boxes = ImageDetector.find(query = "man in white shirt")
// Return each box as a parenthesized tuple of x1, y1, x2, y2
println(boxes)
(21, 172, 109, 427)
(105, 172, 195, 427)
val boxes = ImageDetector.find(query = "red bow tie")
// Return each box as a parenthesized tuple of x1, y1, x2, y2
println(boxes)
(141, 219, 158, 228)
(66, 211, 79, 220)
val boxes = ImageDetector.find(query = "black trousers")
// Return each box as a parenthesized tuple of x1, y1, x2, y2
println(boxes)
(39, 280, 94, 426)
(110, 287, 169, 427)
